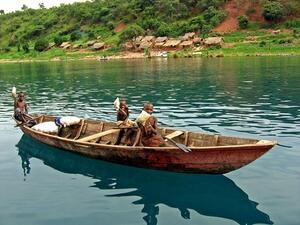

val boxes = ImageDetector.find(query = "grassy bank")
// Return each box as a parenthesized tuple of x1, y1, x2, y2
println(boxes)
(1, 30, 299, 62)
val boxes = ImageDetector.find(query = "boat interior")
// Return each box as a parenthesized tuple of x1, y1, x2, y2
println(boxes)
(31, 115, 259, 147)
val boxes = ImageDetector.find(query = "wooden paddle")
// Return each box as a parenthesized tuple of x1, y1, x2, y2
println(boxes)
(164, 136, 192, 153)
(163, 131, 191, 153)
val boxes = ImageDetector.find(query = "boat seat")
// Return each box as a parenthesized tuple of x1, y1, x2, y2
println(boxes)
(165, 131, 184, 139)
(78, 129, 120, 142)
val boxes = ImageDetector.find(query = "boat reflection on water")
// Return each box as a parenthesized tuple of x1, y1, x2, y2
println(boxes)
(16, 135, 273, 225)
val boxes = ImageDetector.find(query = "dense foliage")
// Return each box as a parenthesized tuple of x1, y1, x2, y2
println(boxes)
(262, 1, 285, 21)
(119, 24, 145, 42)
(34, 39, 49, 51)
(0, 0, 228, 48)
(0, 0, 298, 51)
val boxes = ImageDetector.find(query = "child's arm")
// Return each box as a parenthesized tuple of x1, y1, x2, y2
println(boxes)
(25, 103, 28, 114)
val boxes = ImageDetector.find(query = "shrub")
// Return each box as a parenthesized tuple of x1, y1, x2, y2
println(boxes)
(2, 47, 11, 53)
(87, 30, 95, 39)
(8, 36, 18, 47)
(278, 39, 293, 44)
(119, 24, 145, 43)
(259, 41, 266, 47)
(284, 19, 300, 29)
(262, 1, 285, 21)
(22, 42, 30, 53)
(139, 18, 161, 31)
(34, 39, 49, 52)
(17, 43, 21, 52)
(197, 0, 225, 11)
(106, 21, 114, 30)
(189, 16, 203, 32)
(203, 7, 227, 27)
(238, 15, 249, 29)
(201, 24, 213, 37)
(99, 7, 110, 17)
(54, 35, 63, 46)
(24, 25, 45, 39)
(155, 23, 171, 37)
(170, 21, 194, 36)
(70, 31, 81, 41)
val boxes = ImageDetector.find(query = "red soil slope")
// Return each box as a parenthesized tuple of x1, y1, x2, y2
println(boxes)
(213, 0, 265, 33)
(114, 22, 126, 33)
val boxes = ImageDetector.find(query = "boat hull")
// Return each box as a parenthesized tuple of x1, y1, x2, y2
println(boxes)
(20, 125, 276, 174)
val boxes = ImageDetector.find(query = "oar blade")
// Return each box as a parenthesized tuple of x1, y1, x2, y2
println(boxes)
(176, 143, 192, 153)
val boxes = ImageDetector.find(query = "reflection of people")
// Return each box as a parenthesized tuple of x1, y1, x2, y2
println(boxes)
(136, 102, 169, 147)
(18, 149, 31, 180)
(142, 204, 159, 225)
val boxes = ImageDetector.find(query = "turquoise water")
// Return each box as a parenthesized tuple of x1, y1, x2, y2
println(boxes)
(0, 57, 299, 225)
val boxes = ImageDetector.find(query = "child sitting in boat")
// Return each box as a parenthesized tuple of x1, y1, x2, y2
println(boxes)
(136, 102, 169, 147)
(114, 98, 136, 145)
(117, 99, 129, 122)
(12, 87, 36, 126)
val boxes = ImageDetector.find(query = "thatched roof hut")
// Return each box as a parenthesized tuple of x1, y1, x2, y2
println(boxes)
(123, 41, 134, 50)
(154, 42, 165, 48)
(139, 41, 152, 49)
(60, 42, 70, 48)
(155, 37, 168, 43)
(204, 37, 224, 46)
(141, 36, 155, 42)
(135, 36, 143, 42)
(86, 40, 97, 46)
(60, 42, 72, 49)
(92, 42, 105, 50)
(179, 40, 193, 48)
(192, 37, 203, 44)
(163, 39, 181, 48)
(72, 44, 83, 49)
(183, 32, 196, 40)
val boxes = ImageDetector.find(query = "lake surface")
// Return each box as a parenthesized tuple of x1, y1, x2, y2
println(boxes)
(0, 57, 299, 225)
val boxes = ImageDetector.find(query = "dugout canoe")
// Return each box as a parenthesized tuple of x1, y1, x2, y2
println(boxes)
(16, 115, 277, 174)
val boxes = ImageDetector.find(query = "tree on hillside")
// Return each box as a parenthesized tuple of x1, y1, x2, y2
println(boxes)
(22, 42, 30, 53)
(238, 15, 249, 29)
(119, 24, 145, 48)
(54, 35, 64, 46)
(21, 4, 28, 11)
(197, 0, 225, 11)
(0, 9, 5, 15)
(155, 0, 189, 21)
(39, 3, 45, 9)
(262, 1, 285, 21)
(34, 39, 49, 52)
(155, 23, 172, 36)
(70, 31, 81, 41)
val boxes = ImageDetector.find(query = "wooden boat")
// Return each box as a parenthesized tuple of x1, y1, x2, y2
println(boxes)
(16, 115, 277, 174)
(16, 135, 273, 225)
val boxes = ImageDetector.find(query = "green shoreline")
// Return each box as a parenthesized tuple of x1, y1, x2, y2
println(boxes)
(1, 48, 300, 63)
(1, 29, 300, 63)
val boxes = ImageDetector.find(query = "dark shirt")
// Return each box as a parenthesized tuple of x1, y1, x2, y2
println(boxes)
(117, 107, 129, 121)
